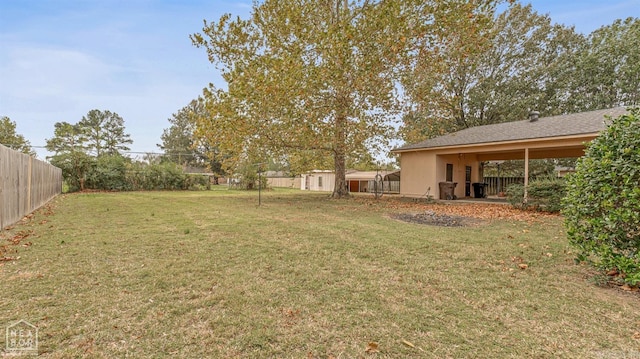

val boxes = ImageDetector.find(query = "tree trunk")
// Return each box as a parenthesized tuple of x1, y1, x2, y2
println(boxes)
(331, 114, 350, 198)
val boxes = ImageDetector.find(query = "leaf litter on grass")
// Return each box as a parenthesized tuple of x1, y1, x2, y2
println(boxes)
(0, 200, 57, 263)
(370, 196, 556, 227)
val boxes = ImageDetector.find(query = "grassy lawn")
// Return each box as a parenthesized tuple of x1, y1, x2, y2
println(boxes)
(1, 189, 638, 358)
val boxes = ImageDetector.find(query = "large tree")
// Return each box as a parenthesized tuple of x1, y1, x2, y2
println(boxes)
(45, 122, 93, 191)
(158, 100, 224, 178)
(401, 3, 583, 143)
(192, 0, 498, 198)
(46, 110, 133, 191)
(568, 17, 640, 111)
(0, 116, 34, 155)
(79, 109, 132, 156)
(158, 101, 200, 166)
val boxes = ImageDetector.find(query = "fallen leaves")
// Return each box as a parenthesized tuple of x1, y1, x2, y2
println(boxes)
(365, 341, 379, 354)
(281, 308, 301, 327)
(511, 256, 529, 270)
(0, 203, 55, 262)
(369, 197, 558, 223)
(0, 226, 36, 262)
(621, 285, 639, 292)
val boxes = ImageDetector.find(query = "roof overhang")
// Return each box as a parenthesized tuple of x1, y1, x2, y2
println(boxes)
(392, 133, 598, 160)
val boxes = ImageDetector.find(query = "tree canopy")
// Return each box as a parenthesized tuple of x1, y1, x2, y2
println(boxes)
(45, 109, 133, 191)
(158, 100, 225, 178)
(159, 100, 202, 167)
(401, 3, 583, 143)
(0, 116, 34, 156)
(192, 0, 499, 197)
(401, 9, 639, 144)
(567, 17, 640, 111)
(79, 109, 132, 156)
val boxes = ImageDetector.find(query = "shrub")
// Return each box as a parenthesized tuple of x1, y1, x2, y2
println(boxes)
(527, 177, 566, 213)
(49, 151, 95, 192)
(505, 177, 566, 213)
(85, 155, 130, 190)
(139, 162, 187, 190)
(185, 174, 211, 190)
(505, 183, 525, 207)
(563, 108, 640, 286)
(234, 161, 268, 190)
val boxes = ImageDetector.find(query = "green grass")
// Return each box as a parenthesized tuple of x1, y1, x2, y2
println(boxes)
(1, 189, 638, 358)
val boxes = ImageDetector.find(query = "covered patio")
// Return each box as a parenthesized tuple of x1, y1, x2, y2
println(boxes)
(392, 107, 628, 200)
(346, 170, 400, 194)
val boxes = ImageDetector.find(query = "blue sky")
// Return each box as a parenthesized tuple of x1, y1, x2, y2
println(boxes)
(1, 0, 638, 159)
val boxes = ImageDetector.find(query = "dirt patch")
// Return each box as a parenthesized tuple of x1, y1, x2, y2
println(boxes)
(390, 210, 482, 227)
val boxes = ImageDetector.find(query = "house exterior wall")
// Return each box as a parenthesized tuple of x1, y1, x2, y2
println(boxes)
(436, 154, 481, 199)
(398, 151, 437, 197)
(301, 172, 335, 192)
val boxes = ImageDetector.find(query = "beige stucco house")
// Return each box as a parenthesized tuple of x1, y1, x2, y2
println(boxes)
(301, 170, 336, 192)
(301, 169, 401, 193)
(391, 107, 629, 200)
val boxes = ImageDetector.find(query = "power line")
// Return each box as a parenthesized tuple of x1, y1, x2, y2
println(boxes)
(0, 142, 204, 157)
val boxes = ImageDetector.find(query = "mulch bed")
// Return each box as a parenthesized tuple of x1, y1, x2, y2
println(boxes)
(390, 210, 481, 227)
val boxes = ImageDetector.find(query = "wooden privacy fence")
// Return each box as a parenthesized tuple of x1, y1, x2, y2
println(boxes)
(0, 144, 62, 230)
(267, 177, 302, 189)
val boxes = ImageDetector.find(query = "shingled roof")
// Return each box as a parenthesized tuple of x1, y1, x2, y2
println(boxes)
(393, 107, 629, 152)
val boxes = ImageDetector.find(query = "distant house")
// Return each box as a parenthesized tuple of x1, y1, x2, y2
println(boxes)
(391, 107, 628, 200)
(301, 169, 400, 193)
(301, 170, 335, 192)
(346, 170, 400, 193)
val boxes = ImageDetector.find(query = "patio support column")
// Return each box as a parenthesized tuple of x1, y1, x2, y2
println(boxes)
(524, 148, 529, 203)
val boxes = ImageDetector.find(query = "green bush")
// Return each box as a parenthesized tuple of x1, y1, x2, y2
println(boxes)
(505, 183, 525, 208)
(528, 177, 566, 213)
(563, 108, 640, 286)
(54, 155, 212, 192)
(49, 151, 95, 192)
(86, 155, 130, 190)
(234, 161, 268, 190)
(139, 162, 187, 190)
(505, 177, 566, 213)
(185, 174, 211, 190)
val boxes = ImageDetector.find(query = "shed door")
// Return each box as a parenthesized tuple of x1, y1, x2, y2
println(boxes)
(349, 181, 358, 192)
